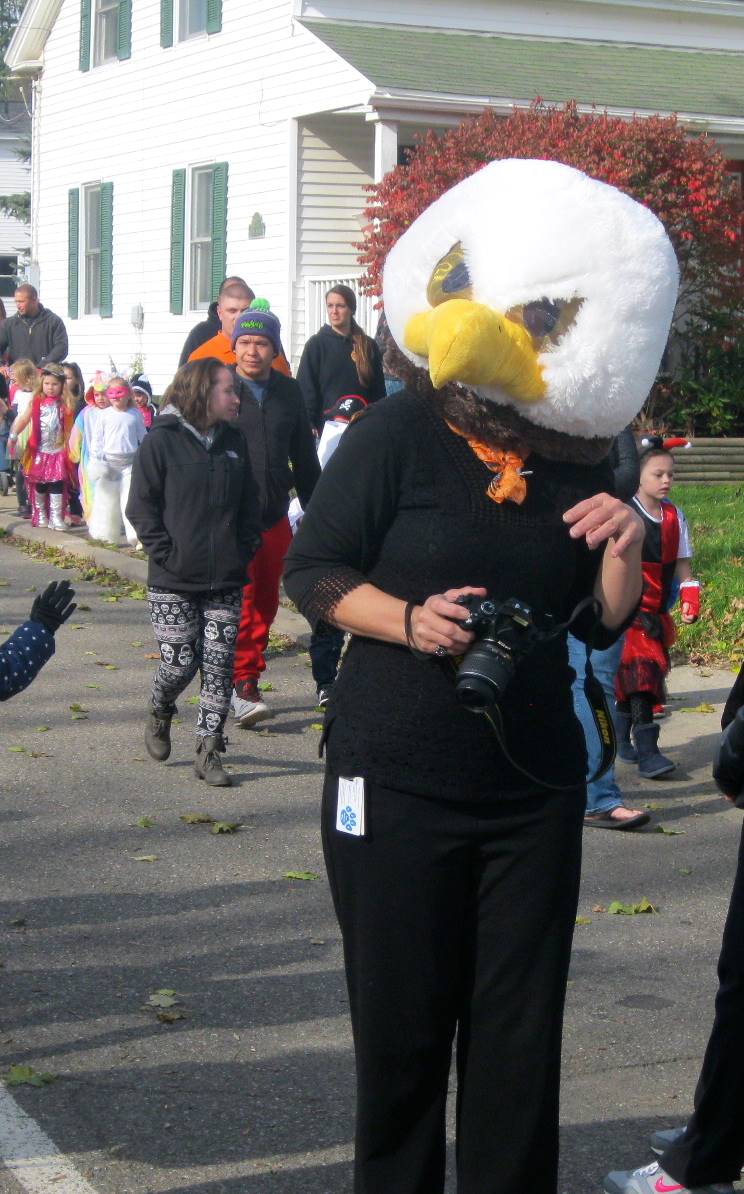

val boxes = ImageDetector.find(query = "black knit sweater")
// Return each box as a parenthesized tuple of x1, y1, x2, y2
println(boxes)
(284, 393, 618, 800)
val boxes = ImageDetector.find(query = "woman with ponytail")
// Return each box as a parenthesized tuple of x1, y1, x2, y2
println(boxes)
(297, 284, 385, 433)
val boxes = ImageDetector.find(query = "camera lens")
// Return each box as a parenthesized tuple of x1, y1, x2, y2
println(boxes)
(455, 642, 515, 712)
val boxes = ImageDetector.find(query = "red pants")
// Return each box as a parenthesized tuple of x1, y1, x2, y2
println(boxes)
(232, 515, 293, 685)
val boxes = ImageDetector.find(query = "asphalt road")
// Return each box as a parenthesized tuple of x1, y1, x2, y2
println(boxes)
(0, 536, 741, 1193)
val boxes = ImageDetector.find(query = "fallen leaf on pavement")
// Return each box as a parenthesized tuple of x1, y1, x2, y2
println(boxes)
(146, 990, 178, 1008)
(156, 1009, 185, 1024)
(608, 897, 656, 915)
(211, 821, 241, 834)
(677, 703, 715, 714)
(4, 1064, 56, 1087)
(592, 904, 606, 913)
(180, 813, 215, 825)
(132, 854, 159, 863)
(575, 916, 592, 926)
(654, 825, 686, 835)
(135, 816, 155, 828)
(69, 703, 88, 713)
(284, 871, 319, 881)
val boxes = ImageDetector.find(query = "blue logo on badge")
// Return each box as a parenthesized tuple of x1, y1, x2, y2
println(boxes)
(340, 805, 357, 831)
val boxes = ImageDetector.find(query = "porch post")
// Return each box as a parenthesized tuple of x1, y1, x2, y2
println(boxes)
(373, 119, 399, 182)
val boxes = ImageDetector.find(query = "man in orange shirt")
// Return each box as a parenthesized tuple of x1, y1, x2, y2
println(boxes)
(188, 282, 291, 376)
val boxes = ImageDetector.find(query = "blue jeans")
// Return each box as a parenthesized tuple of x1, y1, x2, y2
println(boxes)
(567, 633, 624, 815)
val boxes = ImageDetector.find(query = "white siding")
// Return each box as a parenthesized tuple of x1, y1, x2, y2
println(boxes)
(291, 113, 374, 362)
(31, 0, 373, 392)
(0, 140, 30, 258)
(0, 103, 31, 264)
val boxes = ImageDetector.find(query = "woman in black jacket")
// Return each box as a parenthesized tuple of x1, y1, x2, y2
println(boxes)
(296, 285, 386, 433)
(127, 359, 261, 787)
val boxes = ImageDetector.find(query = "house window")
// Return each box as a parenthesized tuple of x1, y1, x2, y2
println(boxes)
(189, 166, 214, 310)
(93, 0, 119, 65)
(179, 0, 208, 39)
(0, 255, 18, 299)
(84, 184, 102, 314)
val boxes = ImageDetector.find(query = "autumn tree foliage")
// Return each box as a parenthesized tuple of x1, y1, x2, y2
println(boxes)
(358, 102, 743, 432)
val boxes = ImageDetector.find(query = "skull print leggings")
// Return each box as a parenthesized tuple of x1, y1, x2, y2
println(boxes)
(148, 587, 242, 738)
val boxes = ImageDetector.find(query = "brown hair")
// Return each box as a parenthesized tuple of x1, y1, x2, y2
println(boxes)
(162, 358, 227, 432)
(326, 285, 375, 388)
(15, 283, 38, 300)
(11, 358, 37, 391)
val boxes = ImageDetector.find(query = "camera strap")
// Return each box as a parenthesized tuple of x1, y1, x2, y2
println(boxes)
(480, 596, 617, 792)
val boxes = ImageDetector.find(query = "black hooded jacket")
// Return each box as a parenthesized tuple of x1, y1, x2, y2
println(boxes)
(178, 302, 221, 367)
(296, 323, 386, 433)
(230, 368, 320, 530)
(714, 664, 744, 806)
(126, 415, 261, 592)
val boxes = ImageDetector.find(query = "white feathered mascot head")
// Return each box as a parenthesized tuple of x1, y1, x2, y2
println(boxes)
(383, 159, 678, 455)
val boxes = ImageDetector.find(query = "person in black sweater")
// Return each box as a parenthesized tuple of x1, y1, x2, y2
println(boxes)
(126, 359, 262, 787)
(283, 366, 643, 1193)
(604, 663, 744, 1194)
(296, 284, 386, 433)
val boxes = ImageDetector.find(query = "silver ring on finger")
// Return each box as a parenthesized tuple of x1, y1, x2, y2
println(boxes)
(435, 645, 448, 658)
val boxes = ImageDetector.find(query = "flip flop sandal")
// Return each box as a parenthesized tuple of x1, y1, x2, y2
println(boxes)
(583, 808, 650, 831)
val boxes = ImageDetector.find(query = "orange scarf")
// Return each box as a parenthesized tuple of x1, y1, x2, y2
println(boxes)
(446, 422, 528, 505)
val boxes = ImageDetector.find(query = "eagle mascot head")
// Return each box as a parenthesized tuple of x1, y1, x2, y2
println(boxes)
(382, 159, 679, 466)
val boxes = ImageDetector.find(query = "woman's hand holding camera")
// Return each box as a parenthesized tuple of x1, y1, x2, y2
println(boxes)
(563, 493, 644, 557)
(408, 586, 487, 657)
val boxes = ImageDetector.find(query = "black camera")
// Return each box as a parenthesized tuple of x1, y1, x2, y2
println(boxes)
(454, 595, 549, 713)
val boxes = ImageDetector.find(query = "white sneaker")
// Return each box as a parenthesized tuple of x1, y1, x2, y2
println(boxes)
(232, 683, 273, 728)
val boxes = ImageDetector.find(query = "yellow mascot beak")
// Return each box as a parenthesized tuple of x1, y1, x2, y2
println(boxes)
(404, 299, 546, 402)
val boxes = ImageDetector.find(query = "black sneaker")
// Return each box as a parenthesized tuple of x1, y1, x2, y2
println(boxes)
(316, 685, 333, 709)
(145, 705, 175, 761)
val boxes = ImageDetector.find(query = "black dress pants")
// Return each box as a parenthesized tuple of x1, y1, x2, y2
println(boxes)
(322, 774, 585, 1194)
(662, 818, 744, 1186)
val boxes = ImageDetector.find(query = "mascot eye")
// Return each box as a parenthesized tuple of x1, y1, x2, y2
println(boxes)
(505, 296, 584, 348)
(427, 242, 473, 307)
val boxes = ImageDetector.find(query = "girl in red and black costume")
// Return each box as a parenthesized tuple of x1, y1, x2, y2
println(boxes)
(615, 436, 700, 777)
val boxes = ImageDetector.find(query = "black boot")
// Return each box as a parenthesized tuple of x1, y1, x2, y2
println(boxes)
(633, 722, 675, 779)
(613, 708, 637, 762)
(194, 733, 232, 787)
(145, 705, 175, 761)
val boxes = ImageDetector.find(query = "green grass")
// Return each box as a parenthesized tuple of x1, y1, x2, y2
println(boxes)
(671, 484, 744, 665)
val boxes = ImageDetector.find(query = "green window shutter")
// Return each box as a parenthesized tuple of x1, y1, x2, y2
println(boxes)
(206, 0, 222, 35)
(79, 0, 91, 71)
(210, 162, 228, 301)
(160, 0, 173, 48)
(68, 189, 80, 320)
(170, 169, 186, 315)
(117, 0, 132, 60)
(99, 182, 113, 318)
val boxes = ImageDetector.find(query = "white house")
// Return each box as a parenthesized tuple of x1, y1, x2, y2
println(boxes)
(0, 97, 30, 306)
(5, 0, 744, 390)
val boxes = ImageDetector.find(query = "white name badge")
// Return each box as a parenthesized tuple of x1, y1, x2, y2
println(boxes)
(336, 777, 366, 837)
